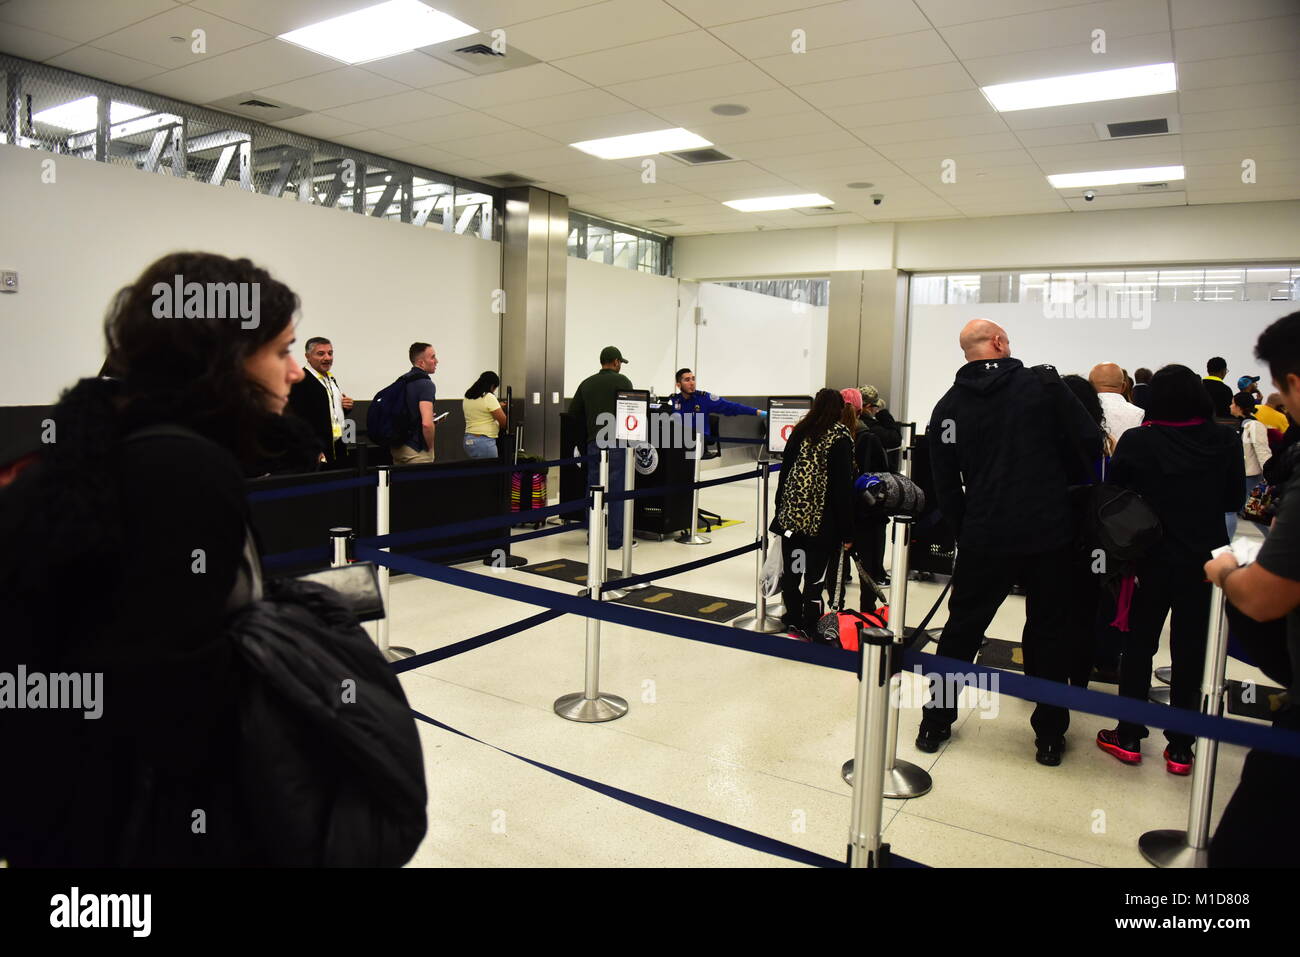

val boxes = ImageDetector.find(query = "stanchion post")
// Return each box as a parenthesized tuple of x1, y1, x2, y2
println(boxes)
(1138, 584, 1229, 868)
(676, 424, 711, 545)
(734, 455, 784, 633)
(330, 526, 351, 567)
(848, 624, 895, 868)
(608, 443, 647, 599)
(843, 422, 932, 798)
(374, 466, 414, 662)
(555, 449, 628, 723)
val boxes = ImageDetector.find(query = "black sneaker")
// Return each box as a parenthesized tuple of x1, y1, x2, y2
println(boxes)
(1035, 737, 1065, 767)
(915, 727, 951, 753)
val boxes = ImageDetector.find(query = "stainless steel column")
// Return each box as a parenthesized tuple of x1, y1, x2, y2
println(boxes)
(555, 450, 628, 723)
(734, 457, 783, 633)
(676, 427, 710, 545)
(848, 625, 895, 868)
(1138, 584, 1230, 867)
(375, 466, 414, 662)
(330, 527, 350, 567)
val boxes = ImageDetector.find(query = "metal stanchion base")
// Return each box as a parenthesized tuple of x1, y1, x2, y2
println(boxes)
(840, 759, 933, 798)
(553, 692, 629, 723)
(767, 601, 787, 619)
(1149, 686, 1171, 705)
(485, 554, 528, 568)
(604, 588, 629, 601)
(384, 646, 416, 662)
(625, 581, 652, 591)
(676, 532, 711, 544)
(1138, 829, 1208, 868)
(1154, 665, 1172, 684)
(733, 613, 785, 634)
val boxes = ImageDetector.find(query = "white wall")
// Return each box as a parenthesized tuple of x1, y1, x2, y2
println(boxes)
(674, 201, 1300, 279)
(905, 300, 1289, 430)
(695, 283, 828, 397)
(564, 255, 679, 396)
(0, 144, 501, 407)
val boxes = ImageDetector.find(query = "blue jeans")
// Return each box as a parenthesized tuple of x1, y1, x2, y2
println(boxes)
(463, 434, 498, 459)
(585, 439, 626, 549)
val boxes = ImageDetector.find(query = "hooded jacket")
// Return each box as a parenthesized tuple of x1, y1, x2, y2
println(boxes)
(928, 357, 1101, 553)
(1107, 420, 1245, 565)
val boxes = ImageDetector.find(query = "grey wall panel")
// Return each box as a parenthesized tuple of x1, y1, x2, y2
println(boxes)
(545, 191, 568, 460)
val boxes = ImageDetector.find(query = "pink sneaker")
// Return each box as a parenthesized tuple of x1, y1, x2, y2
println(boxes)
(1096, 729, 1141, 764)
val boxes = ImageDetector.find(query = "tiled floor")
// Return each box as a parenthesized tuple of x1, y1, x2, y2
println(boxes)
(380, 461, 1272, 868)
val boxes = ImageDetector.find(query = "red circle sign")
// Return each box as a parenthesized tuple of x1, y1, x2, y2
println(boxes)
(625, 414, 638, 433)
(780, 424, 794, 440)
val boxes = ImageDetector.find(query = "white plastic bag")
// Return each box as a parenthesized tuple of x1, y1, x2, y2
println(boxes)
(761, 534, 784, 597)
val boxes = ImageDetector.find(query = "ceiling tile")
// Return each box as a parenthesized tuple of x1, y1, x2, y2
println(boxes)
(0, 0, 176, 44)
(708, 0, 932, 60)
(1011, 123, 1102, 147)
(358, 51, 473, 89)
(824, 90, 994, 128)
(431, 63, 590, 108)
(270, 112, 365, 139)
(794, 62, 975, 109)
(914, 0, 1106, 29)
(754, 145, 892, 173)
(999, 92, 1180, 130)
(962, 31, 1173, 86)
(0, 22, 81, 60)
(481, 88, 634, 127)
(46, 44, 164, 85)
(386, 110, 516, 143)
(1179, 79, 1300, 114)
(90, 6, 266, 70)
(137, 38, 339, 103)
(727, 128, 864, 159)
(875, 132, 1026, 160)
(553, 30, 741, 87)
(438, 128, 562, 159)
(256, 67, 408, 112)
(501, 0, 697, 61)
(1178, 50, 1300, 89)
(1029, 141, 1181, 170)
(1180, 125, 1300, 151)
(1187, 184, 1300, 203)
(1175, 15, 1300, 61)
(1063, 190, 1186, 210)
(1181, 105, 1300, 134)
(605, 62, 781, 109)
(756, 29, 955, 86)
(187, 0, 383, 37)
(937, 0, 1169, 61)
(329, 129, 420, 155)
(1171, 0, 1300, 30)
(692, 110, 839, 145)
(628, 87, 811, 131)
(528, 109, 674, 144)
(431, 0, 609, 29)
(851, 113, 1011, 146)
(881, 147, 1036, 171)
(322, 89, 464, 127)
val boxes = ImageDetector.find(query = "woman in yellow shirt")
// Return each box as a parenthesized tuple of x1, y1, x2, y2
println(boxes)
(462, 371, 507, 459)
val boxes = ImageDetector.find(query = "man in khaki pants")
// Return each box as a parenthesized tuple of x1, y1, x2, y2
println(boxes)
(392, 342, 438, 465)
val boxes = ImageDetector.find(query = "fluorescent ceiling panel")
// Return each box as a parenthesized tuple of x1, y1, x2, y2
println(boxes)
(982, 63, 1177, 112)
(1047, 166, 1185, 188)
(723, 193, 834, 211)
(570, 128, 711, 159)
(33, 96, 151, 131)
(279, 0, 477, 65)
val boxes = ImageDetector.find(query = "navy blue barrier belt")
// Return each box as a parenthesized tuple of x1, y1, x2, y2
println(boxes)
(715, 436, 767, 445)
(355, 545, 858, 673)
(362, 499, 588, 550)
(390, 453, 594, 484)
(606, 467, 758, 503)
(602, 541, 760, 593)
(407, 520, 573, 563)
(247, 473, 377, 503)
(391, 608, 565, 674)
(407, 708, 855, 868)
(905, 649, 1300, 760)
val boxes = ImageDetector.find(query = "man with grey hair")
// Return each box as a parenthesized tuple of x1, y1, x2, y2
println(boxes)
(919, 319, 1102, 765)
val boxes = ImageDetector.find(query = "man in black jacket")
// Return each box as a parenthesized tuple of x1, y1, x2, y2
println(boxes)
(858, 383, 902, 471)
(287, 337, 354, 467)
(919, 319, 1102, 766)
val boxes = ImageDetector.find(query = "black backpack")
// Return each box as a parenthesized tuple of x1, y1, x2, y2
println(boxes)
(1088, 483, 1163, 564)
(367, 371, 425, 447)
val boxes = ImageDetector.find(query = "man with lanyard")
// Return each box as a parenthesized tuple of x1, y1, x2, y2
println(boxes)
(288, 336, 354, 466)
(669, 369, 765, 445)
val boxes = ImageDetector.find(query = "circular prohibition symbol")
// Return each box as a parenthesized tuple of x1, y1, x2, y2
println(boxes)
(780, 423, 795, 441)
(625, 414, 639, 433)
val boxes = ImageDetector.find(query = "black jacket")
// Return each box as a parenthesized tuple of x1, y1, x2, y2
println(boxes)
(287, 372, 336, 462)
(928, 357, 1101, 554)
(1204, 378, 1233, 419)
(862, 408, 902, 471)
(1108, 421, 1245, 566)
(771, 424, 855, 545)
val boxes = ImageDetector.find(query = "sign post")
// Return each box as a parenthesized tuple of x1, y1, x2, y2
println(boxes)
(609, 390, 650, 598)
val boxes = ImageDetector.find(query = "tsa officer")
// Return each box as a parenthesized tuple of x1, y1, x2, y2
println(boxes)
(669, 368, 765, 437)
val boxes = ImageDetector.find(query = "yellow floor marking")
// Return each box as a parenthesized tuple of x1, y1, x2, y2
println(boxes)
(641, 592, 673, 604)
(1011, 647, 1023, 666)
(698, 601, 728, 614)
(535, 563, 565, 572)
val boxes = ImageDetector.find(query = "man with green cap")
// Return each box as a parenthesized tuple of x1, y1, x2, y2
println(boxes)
(569, 346, 633, 548)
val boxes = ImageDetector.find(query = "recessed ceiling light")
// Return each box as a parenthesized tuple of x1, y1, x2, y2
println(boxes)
(571, 128, 711, 159)
(710, 103, 749, 116)
(33, 96, 151, 131)
(982, 62, 1176, 112)
(845, 181, 874, 189)
(1047, 165, 1184, 188)
(278, 0, 477, 65)
(724, 193, 834, 212)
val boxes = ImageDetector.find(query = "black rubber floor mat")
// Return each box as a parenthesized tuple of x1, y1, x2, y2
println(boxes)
(975, 637, 1024, 673)
(519, 558, 619, 584)
(611, 587, 755, 623)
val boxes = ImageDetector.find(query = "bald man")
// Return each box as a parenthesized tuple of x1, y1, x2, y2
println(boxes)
(921, 319, 1103, 766)
(1088, 362, 1145, 448)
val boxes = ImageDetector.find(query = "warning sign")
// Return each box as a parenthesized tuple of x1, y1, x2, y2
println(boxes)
(615, 390, 649, 443)
(767, 396, 811, 454)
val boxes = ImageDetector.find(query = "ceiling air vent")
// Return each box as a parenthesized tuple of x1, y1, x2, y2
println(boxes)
(642, 218, 680, 227)
(454, 43, 505, 57)
(795, 205, 842, 216)
(238, 98, 280, 109)
(1095, 117, 1178, 139)
(483, 172, 539, 187)
(665, 148, 734, 165)
(1135, 182, 1169, 191)
(206, 92, 308, 121)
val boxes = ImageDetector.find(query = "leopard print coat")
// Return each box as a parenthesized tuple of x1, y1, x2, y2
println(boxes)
(776, 422, 853, 537)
